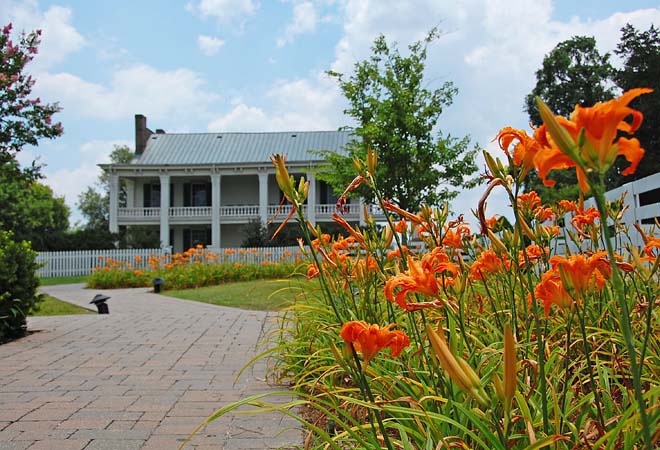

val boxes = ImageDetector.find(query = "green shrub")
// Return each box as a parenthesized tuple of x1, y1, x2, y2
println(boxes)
(0, 231, 41, 341)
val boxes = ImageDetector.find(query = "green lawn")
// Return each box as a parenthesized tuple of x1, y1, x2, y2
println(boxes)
(164, 278, 317, 311)
(39, 275, 88, 286)
(30, 294, 93, 316)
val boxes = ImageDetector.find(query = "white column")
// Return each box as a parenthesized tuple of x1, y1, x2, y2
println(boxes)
(307, 172, 316, 226)
(159, 174, 170, 249)
(124, 179, 134, 208)
(109, 173, 119, 233)
(258, 172, 268, 226)
(358, 197, 366, 226)
(211, 174, 221, 248)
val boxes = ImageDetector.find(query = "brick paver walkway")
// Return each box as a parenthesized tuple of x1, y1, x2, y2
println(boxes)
(0, 284, 300, 450)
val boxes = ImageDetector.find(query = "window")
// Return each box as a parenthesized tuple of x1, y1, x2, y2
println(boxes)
(638, 188, 660, 207)
(143, 183, 161, 207)
(191, 183, 209, 206)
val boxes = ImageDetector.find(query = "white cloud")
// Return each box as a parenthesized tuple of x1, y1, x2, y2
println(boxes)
(186, 0, 258, 24)
(1, 0, 86, 69)
(35, 64, 221, 121)
(277, 1, 319, 47)
(322, 0, 660, 220)
(198, 35, 226, 55)
(207, 72, 343, 131)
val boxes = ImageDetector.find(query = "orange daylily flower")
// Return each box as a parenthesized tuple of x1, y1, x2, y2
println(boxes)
(384, 249, 458, 311)
(534, 89, 653, 192)
(570, 206, 600, 232)
(386, 245, 408, 261)
(518, 244, 549, 268)
(470, 249, 511, 281)
(549, 251, 611, 296)
(340, 321, 410, 365)
(517, 191, 542, 214)
(442, 228, 463, 248)
(332, 213, 367, 248)
(395, 219, 408, 233)
(495, 126, 542, 178)
(531, 271, 575, 317)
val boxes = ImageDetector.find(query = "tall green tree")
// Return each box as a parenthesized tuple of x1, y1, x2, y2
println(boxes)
(76, 146, 160, 249)
(523, 36, 615, 201)
(614, 24, 660, 182)
(321, 30, 478, 212)
(0, 160, 69, 250)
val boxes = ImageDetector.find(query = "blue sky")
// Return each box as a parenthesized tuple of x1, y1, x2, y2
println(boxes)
(3, 0, 659, 226)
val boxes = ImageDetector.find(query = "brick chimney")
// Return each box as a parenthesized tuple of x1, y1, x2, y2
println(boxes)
(135, 114, 153, 155)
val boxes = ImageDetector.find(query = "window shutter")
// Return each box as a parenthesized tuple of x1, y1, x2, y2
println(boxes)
(184, 183, 191, 207)
(170, 183, 174, 207)
(143, 184, 151, 207)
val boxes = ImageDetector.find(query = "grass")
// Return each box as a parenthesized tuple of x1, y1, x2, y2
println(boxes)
(30, 294, 93, 316)
(39, 275, 88, 286)
(164, 278, 316, 311)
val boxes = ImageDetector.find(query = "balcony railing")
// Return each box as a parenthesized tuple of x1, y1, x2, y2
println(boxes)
(170, 206, 211, 217)
(220, 205, 259, 217)
(118, 207, 161, 218)
(117, 203, 385, 222)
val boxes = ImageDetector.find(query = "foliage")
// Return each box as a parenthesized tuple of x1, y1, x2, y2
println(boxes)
(191, 89, 660, 450)
(0, 161, 70, 250)
(241, 219, 268, 247)
(0, 231, 41, 341)
(322, 29, 479, 211)
(75, 145, 160, 249)
(614, 24, 660, 182)
(87, 246, 304, 290)
(0, 23, 62, 160)
(523, 36, 615, 202)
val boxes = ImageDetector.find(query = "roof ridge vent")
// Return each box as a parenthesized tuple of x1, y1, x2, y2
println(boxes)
(291, 133, 297, 137)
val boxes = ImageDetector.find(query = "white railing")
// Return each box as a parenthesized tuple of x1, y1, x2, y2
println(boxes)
(36, 246, 306, 278)
(267, 204, 307, 218)
(220, 205, 260, 217)
(36, 248, 161, 278)
(170, 206, 211, 217)
(118, 207, 161, 218)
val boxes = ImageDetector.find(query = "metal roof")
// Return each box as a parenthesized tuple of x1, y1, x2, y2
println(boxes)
(133, 130, 355, 165)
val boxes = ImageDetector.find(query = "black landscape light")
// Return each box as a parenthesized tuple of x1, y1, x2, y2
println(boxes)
(90, 294, 110, 314)
(152, 277, 164, 293)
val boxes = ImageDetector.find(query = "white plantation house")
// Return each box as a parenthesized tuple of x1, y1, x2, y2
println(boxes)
(101, 115, 383, 252)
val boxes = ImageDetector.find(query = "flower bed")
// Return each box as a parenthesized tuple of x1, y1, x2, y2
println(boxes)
(87, 246, 303, 290)
(188, 90, 660, 450)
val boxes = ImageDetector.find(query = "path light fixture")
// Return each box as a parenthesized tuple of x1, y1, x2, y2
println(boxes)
(90, 294, 110, 314)
(152, 277, 165, 293)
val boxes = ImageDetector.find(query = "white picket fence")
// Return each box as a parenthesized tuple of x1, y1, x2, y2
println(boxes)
(36, 246, 304, 278)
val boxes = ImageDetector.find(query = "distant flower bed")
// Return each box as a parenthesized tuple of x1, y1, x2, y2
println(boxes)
(87, 246, 303, 290)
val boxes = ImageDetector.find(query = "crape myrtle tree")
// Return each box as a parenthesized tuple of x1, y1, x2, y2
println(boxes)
(320, 29, 479, 213)
(1, 23, 63, 338)
(523, 36, 615, 202)
(1, 23, 62, 166)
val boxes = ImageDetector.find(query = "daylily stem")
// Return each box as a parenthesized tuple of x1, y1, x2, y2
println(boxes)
(592, 179, 652, 449)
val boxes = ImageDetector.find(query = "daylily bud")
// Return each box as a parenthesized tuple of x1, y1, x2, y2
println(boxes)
(367, 146, 377, 174)
(382, 225, 394, 248)
(353, 157, 363, 173)
(535, 97, 576, 158)
(503, 324, 517, 407)
(271, 154, 295, 199)
(487, 229, 508, 254)
(483, 151, 502, 178)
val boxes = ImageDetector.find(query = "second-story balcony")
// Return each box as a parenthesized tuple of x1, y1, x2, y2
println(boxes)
(117, 203, 384, 225)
